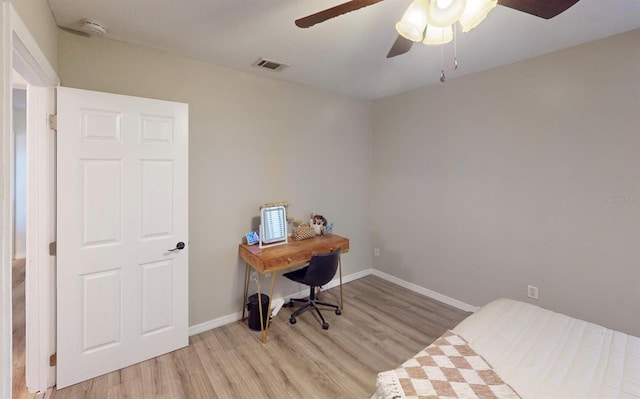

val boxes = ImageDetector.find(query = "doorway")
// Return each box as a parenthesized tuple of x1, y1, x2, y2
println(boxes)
(11, 76, 33, 399)
(13, 86, 26, 262)
(1, 4, 60, 398)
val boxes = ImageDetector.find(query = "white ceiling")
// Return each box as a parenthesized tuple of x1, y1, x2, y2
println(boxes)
(48, 0, 640, 99)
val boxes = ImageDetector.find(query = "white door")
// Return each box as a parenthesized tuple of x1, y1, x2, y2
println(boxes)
(56, 87, 188, 388)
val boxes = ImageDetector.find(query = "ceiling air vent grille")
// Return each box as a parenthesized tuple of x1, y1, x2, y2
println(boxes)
(253, 58, 289, 72)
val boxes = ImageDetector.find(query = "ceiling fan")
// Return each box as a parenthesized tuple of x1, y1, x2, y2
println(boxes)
(295, 0, 580, 58)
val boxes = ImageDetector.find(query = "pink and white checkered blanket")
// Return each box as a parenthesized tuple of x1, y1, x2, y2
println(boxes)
(376, 331, 521, 399)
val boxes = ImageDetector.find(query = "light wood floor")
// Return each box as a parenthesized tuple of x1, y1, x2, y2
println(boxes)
(13, 258, 35, 399)
(45, 275, 470, 399)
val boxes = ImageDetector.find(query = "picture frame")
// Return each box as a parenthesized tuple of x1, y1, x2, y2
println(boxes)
(246, 231, 260, 245)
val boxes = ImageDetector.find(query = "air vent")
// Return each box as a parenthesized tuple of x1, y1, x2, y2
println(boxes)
(253, 58, 289, 72)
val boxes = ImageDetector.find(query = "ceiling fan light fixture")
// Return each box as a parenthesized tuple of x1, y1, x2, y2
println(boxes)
(395, 0, 430, 42)
(423, 24, 453, 45)
(427, 0, 466, 27)
(459, 0, 497, 32)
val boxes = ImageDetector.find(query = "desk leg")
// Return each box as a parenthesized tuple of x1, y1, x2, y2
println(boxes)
(339, 255, 344, 310)
(242, 263, 250, 320)
(255, 274, 266, 343)
(255, 273, 276, 344)
(262, 274, 276, 344)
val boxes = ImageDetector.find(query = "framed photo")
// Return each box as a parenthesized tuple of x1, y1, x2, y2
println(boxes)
(246, 231, 259, 245)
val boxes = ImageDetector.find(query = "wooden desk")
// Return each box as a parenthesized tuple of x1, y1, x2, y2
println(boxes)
(238, 234, 350, 343)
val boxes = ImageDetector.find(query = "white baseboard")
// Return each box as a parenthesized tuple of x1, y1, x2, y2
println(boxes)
(325, 267, 374, 290)
(371, 269, 479, 313)
(188, 267, 477, 336)
(188, 267, 376, 336)
(189, 312, 243, 336)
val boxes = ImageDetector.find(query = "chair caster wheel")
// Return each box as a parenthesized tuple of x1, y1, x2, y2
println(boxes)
(322, 323, 329, 330)
(289, 317, 296, 325)
(335, 309, 342, 315)
(287, 301, 294, 308)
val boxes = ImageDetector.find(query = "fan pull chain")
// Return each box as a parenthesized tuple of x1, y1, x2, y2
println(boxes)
(440, 43, 446, 83)
(453, 23, 458, 70)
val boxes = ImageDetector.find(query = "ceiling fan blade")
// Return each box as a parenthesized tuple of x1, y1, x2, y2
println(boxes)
(386, 35, 413, 58)
(59, 26, 91, 37)
(295, 0, 385, 28)
(499, 0, 580, 19)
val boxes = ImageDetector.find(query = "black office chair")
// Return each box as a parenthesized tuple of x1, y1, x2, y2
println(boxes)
(284, 249, 342, 330)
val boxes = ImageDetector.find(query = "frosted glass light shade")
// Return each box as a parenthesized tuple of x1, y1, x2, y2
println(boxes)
(459, 0, 497, 32)
(427, 0, 466, 27)
(423, 25, 453, 45)
(395, 0, 430, 42)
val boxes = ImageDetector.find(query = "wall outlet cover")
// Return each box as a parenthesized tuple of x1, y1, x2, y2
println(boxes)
(527, 285, 539, 300)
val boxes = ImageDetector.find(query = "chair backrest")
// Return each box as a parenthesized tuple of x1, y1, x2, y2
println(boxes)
(303, 248, 341, 287)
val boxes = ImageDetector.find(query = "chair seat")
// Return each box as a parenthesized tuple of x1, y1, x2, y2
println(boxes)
(283, 266, 309, 285)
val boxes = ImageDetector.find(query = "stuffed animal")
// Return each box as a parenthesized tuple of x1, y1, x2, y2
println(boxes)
(312, 214, 327, 226)
(311, 214, 328, 235)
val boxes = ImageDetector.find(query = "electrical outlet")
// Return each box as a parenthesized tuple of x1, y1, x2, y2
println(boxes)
(527, 285, 539, 300)
(374, 247, 380, 257)
(250, 270, 257, 282)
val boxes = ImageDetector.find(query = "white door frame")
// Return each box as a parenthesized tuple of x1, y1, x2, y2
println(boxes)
(1, 3, 59, 397)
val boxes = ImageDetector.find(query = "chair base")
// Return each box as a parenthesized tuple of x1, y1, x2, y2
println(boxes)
(288, 293, 341, 330)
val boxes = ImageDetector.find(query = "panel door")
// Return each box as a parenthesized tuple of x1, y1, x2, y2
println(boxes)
(56, 87, 188, 388)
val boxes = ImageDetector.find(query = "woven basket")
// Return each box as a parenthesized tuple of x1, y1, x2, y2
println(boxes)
(292, 224, 315, 240)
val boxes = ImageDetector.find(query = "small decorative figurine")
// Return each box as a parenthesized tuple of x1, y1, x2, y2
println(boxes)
(311, 213, 328, 235)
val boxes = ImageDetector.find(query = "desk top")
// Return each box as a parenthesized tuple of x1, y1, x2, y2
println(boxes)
(239, 234, 349, 273)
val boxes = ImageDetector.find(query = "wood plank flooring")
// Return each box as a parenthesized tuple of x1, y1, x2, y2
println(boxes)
(45, 275, 470, 399)
(13, 258, 35, 399)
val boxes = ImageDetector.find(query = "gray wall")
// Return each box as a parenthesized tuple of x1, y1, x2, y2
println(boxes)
(57, 23, 640, 336)
(57, 31, 373, 327)
(372, 29, 640, 336)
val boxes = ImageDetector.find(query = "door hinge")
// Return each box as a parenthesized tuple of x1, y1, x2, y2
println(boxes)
(48, 114, 57, 130)
(49, 242, 57, 256)
(49, 353, 56, 367)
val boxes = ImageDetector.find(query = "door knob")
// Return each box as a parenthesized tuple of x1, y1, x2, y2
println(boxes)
(168, 241, 186, 251)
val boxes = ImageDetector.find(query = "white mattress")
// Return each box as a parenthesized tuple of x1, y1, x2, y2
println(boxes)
(453, 298, 640, 399)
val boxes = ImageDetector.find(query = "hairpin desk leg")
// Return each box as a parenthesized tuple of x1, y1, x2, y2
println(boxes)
(339, 255, 344, 309)
(242, 263, 250, 320)
(256, 272, 277, 344)
(264, 274, 276, 343)
(255, 273, 266, 343)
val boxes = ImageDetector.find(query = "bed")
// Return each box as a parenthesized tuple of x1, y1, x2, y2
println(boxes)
(374, 298, 640, 398)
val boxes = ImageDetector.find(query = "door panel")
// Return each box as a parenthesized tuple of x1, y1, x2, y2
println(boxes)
(81, 269, 122, 352)
(82, 159, 122, 246)
(141, 259, 174, 334)
(141, 160, 173, 238)
(56, 87, 188, 388)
